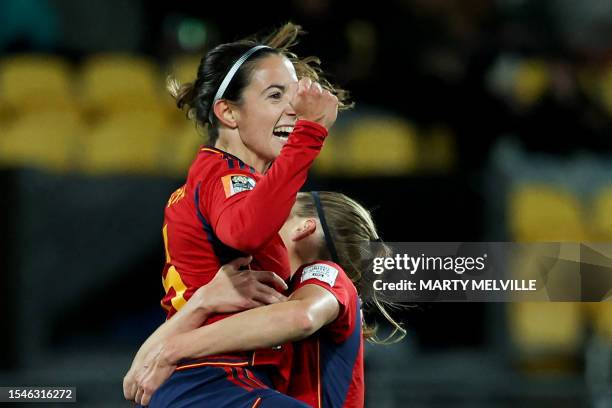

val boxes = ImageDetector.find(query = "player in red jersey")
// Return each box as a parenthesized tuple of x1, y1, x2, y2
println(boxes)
(129, 192, 406, 407)
(124, 23, 351, 407)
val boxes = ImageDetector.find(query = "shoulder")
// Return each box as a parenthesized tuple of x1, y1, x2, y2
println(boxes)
(295, 261, 355, 293)
(191, 147, 258, 188)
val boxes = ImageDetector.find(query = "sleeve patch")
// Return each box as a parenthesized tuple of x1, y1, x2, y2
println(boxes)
(300, 263, 338, 287)
(222, 174, 256, 197)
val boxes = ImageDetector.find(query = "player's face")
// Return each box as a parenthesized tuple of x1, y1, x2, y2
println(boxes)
(233, 54, 298, 162)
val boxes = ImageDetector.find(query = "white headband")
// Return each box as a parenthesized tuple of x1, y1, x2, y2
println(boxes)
(208, 45, 271, 123)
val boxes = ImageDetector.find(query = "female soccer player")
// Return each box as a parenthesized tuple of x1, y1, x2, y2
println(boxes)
(134, 22, 349, 407)
(127, 192, 405, 407)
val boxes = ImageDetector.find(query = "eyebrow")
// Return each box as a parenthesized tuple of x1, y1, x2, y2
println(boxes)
(261, 85, 285, 95)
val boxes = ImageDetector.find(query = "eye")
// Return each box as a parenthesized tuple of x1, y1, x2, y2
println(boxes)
(268, 92, 282, 100)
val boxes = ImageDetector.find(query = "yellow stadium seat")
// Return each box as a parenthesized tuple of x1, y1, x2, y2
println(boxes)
(163, 121, 204, 176)
(418, 126, 456, 172)
(312, 129, 343, 176)
(80, 111, 170, 175)
(514, 59, 550, 108)
(0, 54, 75, 114)
(509, 302, 583, 355)
(343, 117, 418, 176)
(167, 54, 201, 85)
(508, 185, 589, 370)
(0, 111, 85, 172)
(509, 184, 588, 241)
(80, 54, 164, 117)
(591, 187, 612, 240)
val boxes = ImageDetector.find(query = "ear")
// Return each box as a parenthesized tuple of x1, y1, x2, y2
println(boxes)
(212, 99, 238, 128)
(292, 218, 317, 242)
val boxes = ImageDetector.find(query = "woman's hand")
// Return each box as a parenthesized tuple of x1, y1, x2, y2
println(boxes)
(123, 361, 140, 401)
(290, 77, 339, 130)
(134, 342, 177, 407)
(197, 255, 289, 313)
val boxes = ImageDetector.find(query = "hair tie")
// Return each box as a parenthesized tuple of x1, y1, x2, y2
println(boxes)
(311, 191, 339, 264)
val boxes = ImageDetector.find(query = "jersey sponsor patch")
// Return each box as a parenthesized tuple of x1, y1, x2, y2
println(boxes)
(301, 263, 338, 287)
(222, 174, 256, 197)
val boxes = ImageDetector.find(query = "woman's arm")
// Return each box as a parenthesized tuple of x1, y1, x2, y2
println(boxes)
(211, 120, 328, 253)
(133, 284, 340, 406)
(123, 256, 288, 401)
(208, 78, 339, 253)
(168, 284, 339, 362)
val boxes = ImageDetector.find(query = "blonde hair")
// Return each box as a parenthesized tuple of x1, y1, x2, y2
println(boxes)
(295, 192, 406, 344)
(167, 22, 352, 144)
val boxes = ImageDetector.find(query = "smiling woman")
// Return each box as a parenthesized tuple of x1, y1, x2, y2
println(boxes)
(124, 23, 352, 407)
(167, 23, 350, 171)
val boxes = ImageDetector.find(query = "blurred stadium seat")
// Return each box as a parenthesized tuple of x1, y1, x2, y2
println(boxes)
(418, 126, 456, 172)
(80, 111, 170, 175)
(591, 187, 612, 240)
(0, 54, 75, 117)
(509, 184, 588, 241)
(164, 121, 204, 176)
(514, 59, 550, 108)
(507, 184, 588, 371)
(509, 302, 583, 358)
(80, 54, 164, 118)
(342, 116, 418, 176)
(312, 128, 342, 175)
(0, 111, 85, 172)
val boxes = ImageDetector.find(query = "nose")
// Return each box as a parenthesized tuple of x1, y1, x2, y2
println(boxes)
(284, 101, 296, 117)
(284, 82, 298, 117)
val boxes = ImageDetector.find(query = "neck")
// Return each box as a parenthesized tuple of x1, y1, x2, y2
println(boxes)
(215, 131, 269, 173)
(288, 246, 319, 279)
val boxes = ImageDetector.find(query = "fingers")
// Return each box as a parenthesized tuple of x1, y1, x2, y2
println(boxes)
(227, 255, 253, 270)
(136, 384, 151, 407)
(135, 386, 144, 406)
(123, 375, 136, 400)
(141, 388, 152, 407)
(252, 281, 288, 304)
(298, 77, 312, 93)
(130, 382, 138, 402)
(251, 270, 288, 291)
(311, 81, 323, 94)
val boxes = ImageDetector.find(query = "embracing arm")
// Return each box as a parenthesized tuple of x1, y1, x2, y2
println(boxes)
(123, 256, 288, 401)
(164, 284, 339, 364)
(132, 284, 338, 405)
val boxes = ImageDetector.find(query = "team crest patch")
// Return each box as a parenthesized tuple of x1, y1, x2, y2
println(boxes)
(301, 263, 338, 287)
(222, 174, 256, 197)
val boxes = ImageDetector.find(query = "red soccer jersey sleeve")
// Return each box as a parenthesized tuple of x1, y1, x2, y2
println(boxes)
(201, 119, 328, 254)
(292, 261, 358, 342)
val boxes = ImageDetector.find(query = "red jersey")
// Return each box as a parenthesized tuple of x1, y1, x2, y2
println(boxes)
(161, 120, 327, 372)
(288, 261, 364, 408)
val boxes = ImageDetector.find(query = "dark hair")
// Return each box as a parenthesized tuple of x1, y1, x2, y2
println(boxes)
(295, 192, 406, 344)
(167, 22, 352, 145)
